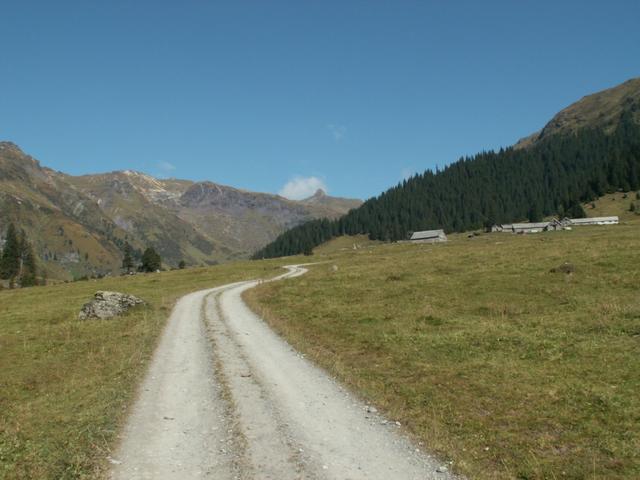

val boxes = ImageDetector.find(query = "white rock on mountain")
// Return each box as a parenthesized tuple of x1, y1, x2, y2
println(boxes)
(78, 291, 146, 320)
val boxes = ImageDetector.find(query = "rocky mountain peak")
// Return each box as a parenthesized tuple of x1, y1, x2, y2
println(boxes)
(0, 141, 22, 153)
(0, 142, 362, 278)
(310, 188, 327, 198)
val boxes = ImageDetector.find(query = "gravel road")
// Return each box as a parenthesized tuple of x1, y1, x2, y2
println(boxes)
(109, 265, 460, 479)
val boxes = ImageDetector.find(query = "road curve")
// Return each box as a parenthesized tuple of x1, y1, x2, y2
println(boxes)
(109, 265, 459, 479)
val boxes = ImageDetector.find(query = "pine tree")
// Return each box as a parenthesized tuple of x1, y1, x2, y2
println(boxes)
(178, 260, 186, 269)
(527, 204, 542, 223)
(140, 247, 161, 272)
(1, 223, 21, 281)
(20, 241, 38, 287)
(122, 242, 134, 272)
(567, 203, 587, 218)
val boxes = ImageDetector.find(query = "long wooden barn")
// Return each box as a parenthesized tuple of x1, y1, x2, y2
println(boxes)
(409, 230, 448, 243)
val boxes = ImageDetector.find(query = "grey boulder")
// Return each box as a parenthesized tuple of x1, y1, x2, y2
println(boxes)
(78, 291, 146, 320)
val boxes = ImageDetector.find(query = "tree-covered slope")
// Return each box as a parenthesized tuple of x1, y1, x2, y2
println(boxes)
(254, 106, 640, 259)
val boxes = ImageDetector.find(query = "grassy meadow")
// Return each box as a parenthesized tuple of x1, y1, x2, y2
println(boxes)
(246, 205, 640, 479)
(0, 259, 294, 479)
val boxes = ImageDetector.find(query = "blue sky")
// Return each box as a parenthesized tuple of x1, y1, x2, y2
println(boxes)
(1, 1, 639, 200)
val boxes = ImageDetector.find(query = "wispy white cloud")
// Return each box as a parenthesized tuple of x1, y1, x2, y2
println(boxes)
(327, 124, 347, 141)
(157, 161, 176, 172)
(279, 176, 328, 200)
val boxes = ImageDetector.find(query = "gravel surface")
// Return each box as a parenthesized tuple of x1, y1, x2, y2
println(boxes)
(110, 266, 461, 479)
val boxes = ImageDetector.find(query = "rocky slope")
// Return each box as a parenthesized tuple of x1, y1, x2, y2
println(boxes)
(0, 142, 129, 279)
(0, 143, 361, 279)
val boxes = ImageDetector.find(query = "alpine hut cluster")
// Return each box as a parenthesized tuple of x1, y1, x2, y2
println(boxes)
(491, 216, 619, 234)
(407, 216, 618, 244)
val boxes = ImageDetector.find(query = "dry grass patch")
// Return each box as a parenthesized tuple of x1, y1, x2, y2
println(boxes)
(246, 222, 640, 479)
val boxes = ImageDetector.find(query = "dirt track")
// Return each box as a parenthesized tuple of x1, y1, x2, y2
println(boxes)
(110, 265, 458, 479)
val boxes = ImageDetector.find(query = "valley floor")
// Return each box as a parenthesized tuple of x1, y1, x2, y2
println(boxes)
(0, 259, 292, 479)
(246, 217, 640, 479)
(2, 194, 638, 479)
(111, 265, 455, 479)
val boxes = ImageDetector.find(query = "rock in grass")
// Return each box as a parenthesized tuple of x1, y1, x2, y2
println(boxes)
(550, 262, 576, 274)
(78, 291, 146, 320)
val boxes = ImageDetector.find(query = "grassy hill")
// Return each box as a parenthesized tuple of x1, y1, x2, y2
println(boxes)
(0, 259, 296, 479)
(517, 77, 640, 148)
(585, 191, 640, 220)
(245, 199, 640, 479)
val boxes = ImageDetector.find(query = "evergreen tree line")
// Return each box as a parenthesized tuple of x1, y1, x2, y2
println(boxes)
(122, 242, 163, 273)
(254, 110, 640, 259)
(0, 223, 39, 287)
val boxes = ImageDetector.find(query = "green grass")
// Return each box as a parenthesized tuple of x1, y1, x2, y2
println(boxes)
(0, 258, 295, 479)
(585, 191, 640, 221)
(246, 220, 640, 479)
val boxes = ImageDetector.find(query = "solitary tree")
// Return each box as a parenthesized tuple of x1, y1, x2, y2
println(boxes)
(0, 223, 21, 282)
(527, 204, 542, 223)
(178, 260, 186, 269)
(122, 242, 134, 273)
(567, 202, 587, 218)
(140, 247, 161, 272)
(20, 241, 38, 287)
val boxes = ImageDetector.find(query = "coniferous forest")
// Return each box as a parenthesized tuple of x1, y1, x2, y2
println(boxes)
(254, 110, 640, 259)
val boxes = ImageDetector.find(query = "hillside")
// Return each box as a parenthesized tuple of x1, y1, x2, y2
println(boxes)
(0, 258, 293, 478)
(517, 77, 640, 148)
(0, 143, 130, 279)
(255, 78, 640, 258)
(0, 143, 361, 279)
(247, 215, 640, 479)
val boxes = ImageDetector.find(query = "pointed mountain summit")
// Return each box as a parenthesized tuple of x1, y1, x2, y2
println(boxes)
(305, 188, 327, 200)
(0, 146, 362, 279)
(300, 187, 362, 214)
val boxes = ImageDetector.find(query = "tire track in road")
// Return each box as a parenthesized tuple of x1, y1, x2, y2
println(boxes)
(110, 265, 460, 480)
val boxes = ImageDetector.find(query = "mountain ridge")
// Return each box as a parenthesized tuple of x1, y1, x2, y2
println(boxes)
(516, 77, 640, 148)
(256, 77, 640, 258)
(0, 142, 362, 279)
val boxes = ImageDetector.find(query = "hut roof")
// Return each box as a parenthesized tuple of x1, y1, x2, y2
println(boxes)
(570, 216, 618, 224)
(410, 229, 445, 240)
(511, 222, 550, 229)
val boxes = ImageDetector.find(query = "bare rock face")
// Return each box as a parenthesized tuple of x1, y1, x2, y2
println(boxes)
(78, 291, 146, 320)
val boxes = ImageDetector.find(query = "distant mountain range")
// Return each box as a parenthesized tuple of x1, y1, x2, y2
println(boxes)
(0, 143, 361, 279)
(257, 77, 640, 258)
